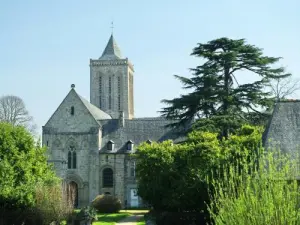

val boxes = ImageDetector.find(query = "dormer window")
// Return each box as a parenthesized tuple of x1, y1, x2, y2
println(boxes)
(71, 106, 74, 115)
(107, 140, 114, 151)
(126, 140, 134, 151)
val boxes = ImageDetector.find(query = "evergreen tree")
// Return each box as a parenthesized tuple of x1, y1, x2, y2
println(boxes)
(161, 38, 290, 137)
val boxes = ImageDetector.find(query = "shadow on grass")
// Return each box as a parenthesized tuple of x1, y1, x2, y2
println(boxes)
(94, 213, 130, 223)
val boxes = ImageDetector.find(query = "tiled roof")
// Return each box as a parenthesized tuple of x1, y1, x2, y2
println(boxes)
(263, 101, 300, 156)
(98, 117, 183, 153)
(99, 34, 122, 60)
(78, 94, 112, 120)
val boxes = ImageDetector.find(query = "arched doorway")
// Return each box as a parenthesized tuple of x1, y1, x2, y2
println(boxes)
(67, 181, 78, 208)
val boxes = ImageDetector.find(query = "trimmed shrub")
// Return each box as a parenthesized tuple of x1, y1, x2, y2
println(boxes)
(91, 194, 122, 213)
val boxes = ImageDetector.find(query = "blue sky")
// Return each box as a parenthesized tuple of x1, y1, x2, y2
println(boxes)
(0, 0, 299, 137)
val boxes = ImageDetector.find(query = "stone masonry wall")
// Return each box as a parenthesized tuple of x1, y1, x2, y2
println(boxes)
(90, 59, 134, 119)
(45, 89, 100, 133)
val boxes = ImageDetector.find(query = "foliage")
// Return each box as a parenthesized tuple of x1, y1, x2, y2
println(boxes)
(208, 149, 300, 225)
(160, 38, 290, 137)
(0, 122, 58, 224)
(135, 125, 262, 213)
(0, 122, 57, 209)
(92, 213, 130, 225)
(91, 195, 122, 213)
(35, 182, 74, 225)
(137, 216, 146, 225)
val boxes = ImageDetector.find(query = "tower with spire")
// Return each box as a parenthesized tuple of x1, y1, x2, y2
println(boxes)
(90, 34, 134, 119)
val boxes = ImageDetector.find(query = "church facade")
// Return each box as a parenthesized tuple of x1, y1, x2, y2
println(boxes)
(42, 34, 178, 208)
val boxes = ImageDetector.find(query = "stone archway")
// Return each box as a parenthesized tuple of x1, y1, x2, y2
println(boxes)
(64, 174, 88, 208)
(67, 181, 79, 208)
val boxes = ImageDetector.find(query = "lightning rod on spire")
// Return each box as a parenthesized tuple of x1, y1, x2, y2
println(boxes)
(110, 21, 114, 34)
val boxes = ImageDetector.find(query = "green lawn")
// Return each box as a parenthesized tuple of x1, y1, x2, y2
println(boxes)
(137, 217, 146, 225)
(92, 212, 130, 225)
(120, 209, 149, 214)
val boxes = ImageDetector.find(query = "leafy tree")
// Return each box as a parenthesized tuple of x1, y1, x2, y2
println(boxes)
(135, 125, 262, 213)
(161, 38, 290, 137)
(0, 122, 57, 208)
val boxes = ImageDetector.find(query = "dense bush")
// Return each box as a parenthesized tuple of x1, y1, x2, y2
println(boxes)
(208, 149, 300, 225)
(0, 122, 57, 208)
(35, 182, 74, 225)
(91, 194, 122, 213)
(0, 206, 44, 225)
(135, 125, 262, 213)
(0, 122, 60, 224)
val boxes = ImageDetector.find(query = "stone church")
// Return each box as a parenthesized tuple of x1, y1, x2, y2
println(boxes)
(42, 34, 179, 208)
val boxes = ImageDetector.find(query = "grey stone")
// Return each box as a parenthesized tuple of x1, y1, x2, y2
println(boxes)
(42, 34, 179, 208)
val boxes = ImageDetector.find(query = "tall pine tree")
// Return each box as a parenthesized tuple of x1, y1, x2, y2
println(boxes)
(161, 38, 290, 137)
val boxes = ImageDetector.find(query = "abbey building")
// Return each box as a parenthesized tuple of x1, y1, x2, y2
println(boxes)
(42, 34, 179, 208)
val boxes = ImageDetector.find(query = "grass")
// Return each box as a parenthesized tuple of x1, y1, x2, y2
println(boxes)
(62, 209, 149, 225)
(137, 216, 146, 225)
(92, 212, 130, 225)
(120, 209, 149, 215)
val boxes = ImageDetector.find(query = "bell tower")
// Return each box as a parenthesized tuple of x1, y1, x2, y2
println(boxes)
(90, 34, 134, 119)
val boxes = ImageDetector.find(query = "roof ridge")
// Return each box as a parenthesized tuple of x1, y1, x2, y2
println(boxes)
(77, 94, 112, 120)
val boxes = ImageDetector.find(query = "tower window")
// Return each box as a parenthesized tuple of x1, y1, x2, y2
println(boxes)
(109, 77, 112, 109)
(70, 106, 74, 115)
(99, 76, 102, 108)
(106, 155, 109, 162)
(67, 145, 76, 169)
(103, 168, 113, 187)
(129, 73, 133, 115)
(118, 77, 121, 110)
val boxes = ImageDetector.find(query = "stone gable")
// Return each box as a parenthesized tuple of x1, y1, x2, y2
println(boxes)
(44, 88, 100, 133)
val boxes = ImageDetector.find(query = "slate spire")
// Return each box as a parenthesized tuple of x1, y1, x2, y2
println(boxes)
(99, 34, 122, 60)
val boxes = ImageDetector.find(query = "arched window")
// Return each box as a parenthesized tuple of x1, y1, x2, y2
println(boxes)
(68, 151, 72, 168)
(103, 168, 113, 187)
(99, 76, 102, 108)
(109, 77, 112, 109)
(130, 161, 136, 177)
(72, 151, 77, 169)
(71, 106, 74, 115)
(67, 145, 76, 169)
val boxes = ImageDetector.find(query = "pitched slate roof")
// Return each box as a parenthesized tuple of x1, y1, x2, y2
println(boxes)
(263, 100, 300, 156)
(98, 117, 183, 153)
(77, 94, 112, 120)
(99, 34, 122, 60)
